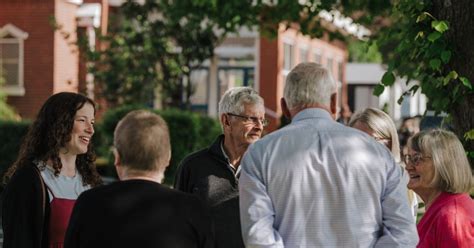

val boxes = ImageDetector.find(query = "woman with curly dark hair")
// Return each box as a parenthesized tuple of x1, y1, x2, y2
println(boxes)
(2, 92, 102, 248)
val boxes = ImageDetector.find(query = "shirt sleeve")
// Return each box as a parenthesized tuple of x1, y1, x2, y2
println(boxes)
(374, 156, 419, 247)
(239, 146, 284, 248)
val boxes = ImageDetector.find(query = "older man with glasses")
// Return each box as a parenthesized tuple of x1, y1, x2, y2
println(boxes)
(174, 86, 266, 248)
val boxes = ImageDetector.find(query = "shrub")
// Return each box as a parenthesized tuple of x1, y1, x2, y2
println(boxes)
(99, 106, 221, 185)
(0, 120, 31, 188)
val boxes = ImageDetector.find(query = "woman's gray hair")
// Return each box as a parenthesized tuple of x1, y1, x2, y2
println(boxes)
(284, 62, 337, 109)
(349, 108, 401, 163)
(218, 86, 264, 116)
(408, 129, 473, 193)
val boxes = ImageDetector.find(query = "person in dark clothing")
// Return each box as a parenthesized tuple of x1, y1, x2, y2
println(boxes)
(2, 92, 102, 248)
(65, 110, 214, 248)
(174, 87, 266, 248)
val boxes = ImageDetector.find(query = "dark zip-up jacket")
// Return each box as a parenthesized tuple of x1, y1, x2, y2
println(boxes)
(174, 135, 243, 248)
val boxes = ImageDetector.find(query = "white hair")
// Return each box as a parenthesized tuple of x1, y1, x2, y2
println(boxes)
(218, 86, 264, 116)
(284, 62, 337, 109)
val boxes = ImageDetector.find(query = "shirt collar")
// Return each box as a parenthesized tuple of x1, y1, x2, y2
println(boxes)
(220, 139, 240, 175)
(292, 108, 333, 123)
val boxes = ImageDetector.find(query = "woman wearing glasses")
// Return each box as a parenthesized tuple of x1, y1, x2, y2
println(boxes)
(404, 129, 473, 247)
(349, 108, 418, 221)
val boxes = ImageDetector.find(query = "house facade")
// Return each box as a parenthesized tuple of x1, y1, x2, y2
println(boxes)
(0, 0, 108, 119)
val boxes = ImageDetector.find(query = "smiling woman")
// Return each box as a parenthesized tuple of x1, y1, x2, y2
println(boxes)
(1, 92, 102, 248)
(405, 129, 474, 248)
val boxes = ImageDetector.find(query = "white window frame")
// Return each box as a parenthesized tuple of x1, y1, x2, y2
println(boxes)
(0, 24, 28, 96)
(313, 49, 323, 65)
(282, 40, 294, 76)
(299, 45, 309, 63)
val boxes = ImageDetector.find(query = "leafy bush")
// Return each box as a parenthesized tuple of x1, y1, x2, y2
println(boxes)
(99, 106, 221, 185)
(0, 120, 31, 188)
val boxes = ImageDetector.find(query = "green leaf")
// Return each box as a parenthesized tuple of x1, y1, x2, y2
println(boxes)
(409, 85, 420, 94)
(381, 71, 395, 86)
(397, 94, 405, 105)
(431, 20, 449, 33)
(416, 13, 427, 23)
(441, 50, 451, 63)
(460, 77, 473, 90)
(429, 59, 441, 70)
(428, 32, 442, 42)
(453, 84, 460, 98)
(464, 129, 474, 140)
(373, 84, 385, 96)
(443, 71, 458, 85)
(415, 31, 425, 40)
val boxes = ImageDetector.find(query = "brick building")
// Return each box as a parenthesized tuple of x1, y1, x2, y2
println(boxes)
(0, 0, 108, 119)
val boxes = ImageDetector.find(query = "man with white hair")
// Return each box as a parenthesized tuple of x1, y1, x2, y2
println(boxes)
(174, 87, 266, 248)
(239, 63, 418, 247)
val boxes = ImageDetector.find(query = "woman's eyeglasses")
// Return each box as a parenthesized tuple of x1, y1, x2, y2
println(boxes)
(226, 113, 269, 127)
(403, 153, 431, 166)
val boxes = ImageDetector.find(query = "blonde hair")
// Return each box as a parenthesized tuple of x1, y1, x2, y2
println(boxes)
(408, 129, 473, 193)
(349, 108, 401, 163)
(114, 110, 171, 172)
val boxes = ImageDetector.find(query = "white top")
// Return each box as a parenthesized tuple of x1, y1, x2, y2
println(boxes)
(36, 161, 91, 202)
(239, 108, 419, 248)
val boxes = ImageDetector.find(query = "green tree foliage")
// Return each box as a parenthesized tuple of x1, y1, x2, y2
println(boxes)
(371, 0, 474, 164)
(348, 40, 382, 63)
(0, 77, 18, 121)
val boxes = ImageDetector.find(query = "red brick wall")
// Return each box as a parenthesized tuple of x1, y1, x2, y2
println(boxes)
(0, 0, 55, 119)
(259, 36, 280, 131)
(259, 25, 349, 131)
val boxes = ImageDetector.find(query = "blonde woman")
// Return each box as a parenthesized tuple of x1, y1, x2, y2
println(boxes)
(349, 108, 418, 221)
(405, 129, 473, 247)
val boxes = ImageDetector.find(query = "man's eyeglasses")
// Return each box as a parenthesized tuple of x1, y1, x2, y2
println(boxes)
(226, 113, 269, 127)
(403, 153, 431, 166)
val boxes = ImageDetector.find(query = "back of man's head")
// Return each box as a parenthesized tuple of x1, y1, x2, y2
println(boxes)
(218, 86, 264, 117)
(284, 62, 336, 110)
(114, 110, 171, 172)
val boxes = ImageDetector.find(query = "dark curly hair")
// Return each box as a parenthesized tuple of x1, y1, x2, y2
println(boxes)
(3, 92, 102, 187)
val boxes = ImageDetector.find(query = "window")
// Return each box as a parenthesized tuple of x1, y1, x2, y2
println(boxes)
(327, 58, 334, 75)
(299, 47, 308, 63)
(0, 24, 28, 96)
(283, 43, 294, 71)
(313, 51, 322, 64)
(337, 61, 344, 83)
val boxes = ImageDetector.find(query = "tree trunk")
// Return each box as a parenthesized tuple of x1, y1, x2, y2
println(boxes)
(432, 0, 474, 167)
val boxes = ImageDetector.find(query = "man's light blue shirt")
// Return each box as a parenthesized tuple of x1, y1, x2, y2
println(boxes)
(239, 108, 418, 247)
